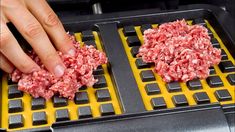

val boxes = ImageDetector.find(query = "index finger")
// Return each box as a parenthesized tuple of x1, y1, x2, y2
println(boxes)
(26, 0, 76, 56)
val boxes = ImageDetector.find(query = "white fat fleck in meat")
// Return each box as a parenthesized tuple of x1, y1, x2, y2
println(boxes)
(192, 59, 198, 64)
(138, 19, 221, 82)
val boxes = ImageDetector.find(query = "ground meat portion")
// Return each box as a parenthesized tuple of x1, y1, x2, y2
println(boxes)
(138, 19, 221, 82)
(11, 35, 107, 100)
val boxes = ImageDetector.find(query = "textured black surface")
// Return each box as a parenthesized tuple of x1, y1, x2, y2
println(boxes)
(78, 106, 92, 119)
(0, 128, 6, 132)
(8, 85, 23, 99)
(123, 25, 136, 36)
(100, 103, 115, 116)
(95, 89, 111, 102)
(9, 114, 23, 129)
(74, 91, 89, 104)
(33, 112, 47, 125)
(140, 70, 155, 82)
(145, 83, 161, 95)
(53, 96, 68, 107)
(166, 82, 181, 92)
(206, 76, 224, 87)
(126, 36, 141, 47)
(31, 97, 46, 110)
(211, 38, 221, 48)
(209, 67, 216, 75)
(218, 61, 235, 73)
(79, 86, 87, 90)
(140, 24, 152, 34)
(226, 74, 235, 85)
(207, 28, 213, 38)
(55, 109, 70, 122)
(193, 92, 210, 104)
(81, 30, 94, 41)
(93, 75, 107, 88)
(209, 32, 214, 38)
(187, 79, 202, 90)
(151, 97, 167, 109)
(8, 99, 23, 113)
(214, 90, 232, 101)
(130, 46, 140, 57)
(193, 18, 206, 25)
(221, 49, 228, 60)
(135, 58, 150, 69)
(212, 43, 221, 48)
(93, 65, 104, 75)
(211, 37, 218, 43)
(7, 76, 17, 85)
(172, 94, 188, 106)
(83, 40, 97, 48)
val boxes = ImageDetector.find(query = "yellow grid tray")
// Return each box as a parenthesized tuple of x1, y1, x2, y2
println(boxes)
(0, 31, 122, 131)
(119, 20, 235, 111)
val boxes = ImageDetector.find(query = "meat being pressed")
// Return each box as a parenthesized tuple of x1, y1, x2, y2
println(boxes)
(138, 19, 221, 82)
(11, 35, 107, 100)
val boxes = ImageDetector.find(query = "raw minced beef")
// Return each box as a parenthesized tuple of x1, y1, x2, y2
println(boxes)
(11, 35, 107, 100)
(138, 19, 221, 82)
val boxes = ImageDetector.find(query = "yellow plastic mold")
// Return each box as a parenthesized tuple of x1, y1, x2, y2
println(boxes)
(118, 20, 235, 111)
(0, 31, 122, 131)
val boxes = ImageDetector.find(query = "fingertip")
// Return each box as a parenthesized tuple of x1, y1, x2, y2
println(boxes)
(30, 65, 41, 72)
(59, 34, 76, 56)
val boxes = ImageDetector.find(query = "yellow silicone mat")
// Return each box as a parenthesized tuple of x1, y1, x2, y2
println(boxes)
(119, 20, 235, 111)
(0, 31, 122, 131)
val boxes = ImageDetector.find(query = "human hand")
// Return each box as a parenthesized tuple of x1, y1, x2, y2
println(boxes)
(0, 0, 75, 77)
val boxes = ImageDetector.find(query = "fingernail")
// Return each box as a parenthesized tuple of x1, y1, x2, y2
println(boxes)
(54, 64, 65, 77)
(68, 48, 76, 56)
(30, 66, 41, 73)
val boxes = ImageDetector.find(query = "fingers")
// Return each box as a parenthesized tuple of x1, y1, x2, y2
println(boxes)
(3, 3, 65, 77)
(26, 0, 75, 56)
(0, 19, 40, 73)
(0, 53, 14, 73)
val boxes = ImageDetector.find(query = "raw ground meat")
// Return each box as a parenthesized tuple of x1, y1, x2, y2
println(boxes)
(11, 35, 107, 100)
(138, 19, 221, 82)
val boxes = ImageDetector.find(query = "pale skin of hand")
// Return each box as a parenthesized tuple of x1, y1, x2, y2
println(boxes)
(0, 0, 76, 77)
